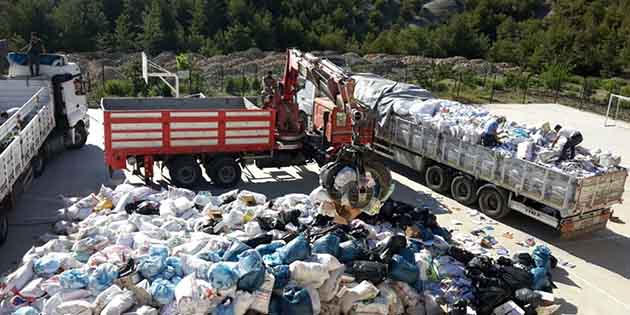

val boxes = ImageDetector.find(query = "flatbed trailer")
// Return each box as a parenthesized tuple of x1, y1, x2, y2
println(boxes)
(373, 115, 627, 237)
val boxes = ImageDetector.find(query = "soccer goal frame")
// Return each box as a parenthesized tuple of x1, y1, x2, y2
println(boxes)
(605, 93, 630, 127)
(142, 52, 180, 98)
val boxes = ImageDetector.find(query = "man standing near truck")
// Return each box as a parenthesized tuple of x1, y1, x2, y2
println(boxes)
(481, 116, 506, 147)
(23, 32, 45, 77)
(552, 124, 583, 161)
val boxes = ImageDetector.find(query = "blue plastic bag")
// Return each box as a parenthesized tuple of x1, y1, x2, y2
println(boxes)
(215, 298, 235, 315)
(277, 235, 310, 265)
(12, 306, 39, 315)
(138, 255, 166, 279)
(155, 265, 176, 281)
(208, 262, 239, 290)
(389, 254, 419, 285)
(255, 241, 285, 256)
(34, 255, 62, 276)
(268, 294, 282, 315)
(312, 234, 340, 257)
(262, 253, 284, 267)
(150, 279, 175, 305)
(197, 251, 222, 263)
(165, 257, 184, 277)
(338, 240, 364, 263)
(281, 285, 313, 315)
(532, 245, 552, 271)
(59, 269, 89, 289)
(271, 265, 290, 289)
(149, 245, 170, 259)
(171, 276, 183, 285)
(88, 263, 119, 292)
(530, 267, 550, 290)
(236, 250, 266, 292)
(223, 240, 251, 262)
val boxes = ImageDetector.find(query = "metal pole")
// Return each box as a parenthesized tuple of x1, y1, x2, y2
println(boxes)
(101, 63, 105, 86)
(604, 95, 613, 126)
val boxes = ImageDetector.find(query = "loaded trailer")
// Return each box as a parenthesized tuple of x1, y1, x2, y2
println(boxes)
(0, 52, 90, 244)
(372, 115, 627, 237)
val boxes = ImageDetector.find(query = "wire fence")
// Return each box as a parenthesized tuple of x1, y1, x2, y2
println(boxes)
(86, 58, 630, 122)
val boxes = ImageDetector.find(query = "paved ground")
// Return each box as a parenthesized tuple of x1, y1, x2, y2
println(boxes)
(2, 105, 630, 314)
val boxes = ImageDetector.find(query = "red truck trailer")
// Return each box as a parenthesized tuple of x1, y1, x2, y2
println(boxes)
(102, 97, 286, 187)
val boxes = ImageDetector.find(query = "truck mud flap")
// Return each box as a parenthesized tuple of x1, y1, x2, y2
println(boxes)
(559, 208, 611, 239)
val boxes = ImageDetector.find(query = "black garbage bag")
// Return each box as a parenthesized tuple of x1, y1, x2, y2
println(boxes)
(256, 215, 281, 231)
(467, 256, 498, 277)
(312, 214, 333, 227)
(499, 266, 533, 291)
(196, 219, 221, 234)
(448, 246, 476, 265)
(279, 209, 301, 227)
(449, 299, 469, 315)
(351, 261, 388, 285)
(514, 253, 535, 269)
(378, 199, 396, 221)
(514, 288, 543, 307)
(125, 200, 160, 215)
(244, 233, 273, 248)
(497, 256, 513, 267)
(475, 285, 512, 315)
(372, 235, 407, 262)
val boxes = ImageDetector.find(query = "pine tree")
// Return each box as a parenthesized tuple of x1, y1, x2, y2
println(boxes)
(141, 0, 166, 54)
(115, 1, 136, 51)
(52, 0, 109, 51)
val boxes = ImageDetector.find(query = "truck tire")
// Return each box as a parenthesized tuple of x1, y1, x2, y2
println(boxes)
(168, 156, 202, 188)
(32, 150, 46, 178)
(0, 214, 7, 246)
(478, 185, 510, 219)
(68, 123, 88, 150)
(208, 157, 242, 188)
(425, 165, 451, 193)
(451, 175, 477, 206)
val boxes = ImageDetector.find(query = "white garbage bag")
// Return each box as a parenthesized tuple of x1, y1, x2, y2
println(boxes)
(93, 285, 123, 314)
(232, 291, 255, 315)
(101, 291, 135, 315)
(55, 300, 93, 315)
(289, 261, 329, 289)
(0, 260, 35, 295)
(19, 278, 45, 299)
(338, 281, 380, 314)
(174, 275, 214, 315)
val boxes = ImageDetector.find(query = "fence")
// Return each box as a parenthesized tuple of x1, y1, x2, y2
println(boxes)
(86, 58, 630, 122)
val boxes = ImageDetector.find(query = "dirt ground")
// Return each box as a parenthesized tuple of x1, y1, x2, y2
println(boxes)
(2, 104, 629, 314)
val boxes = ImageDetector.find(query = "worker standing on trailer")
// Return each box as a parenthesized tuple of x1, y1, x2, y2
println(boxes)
(552, 124, 583, 161)
(481, 116, 506, 147)
(22, 32, 45, 77)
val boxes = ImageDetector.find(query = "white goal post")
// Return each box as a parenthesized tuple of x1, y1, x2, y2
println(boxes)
(141, 52, 180, 98)
(605, 93, 630, 127)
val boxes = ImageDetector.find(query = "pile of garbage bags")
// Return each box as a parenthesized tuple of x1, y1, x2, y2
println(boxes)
(1, 184, 559, 315)
(391, 98, 621, 178)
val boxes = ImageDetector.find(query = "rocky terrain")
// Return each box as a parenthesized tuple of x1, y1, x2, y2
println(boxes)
(70, 48, 519, 86)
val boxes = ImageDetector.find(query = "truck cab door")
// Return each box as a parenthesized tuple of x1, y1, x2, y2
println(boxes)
(61, 77, 88, 127)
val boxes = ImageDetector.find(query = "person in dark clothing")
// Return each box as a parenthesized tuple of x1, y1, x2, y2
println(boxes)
(552, 124, 583, 161)
(481, 116, 506, 147)
(23, 32, 45, 77)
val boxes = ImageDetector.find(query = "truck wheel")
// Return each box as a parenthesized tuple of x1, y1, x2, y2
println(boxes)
(451, 175, 477, 206)
(478, 185, 510, 219)
(168, 156, 202, 188)
(425, 165, 451, 193)
(68, 123, 88, 150)
(32, 151, 46, 178)
(209, 158, 242, 188)
(0, 214, 7, 246)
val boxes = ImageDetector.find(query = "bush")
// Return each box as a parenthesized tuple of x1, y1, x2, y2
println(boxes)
(102, 80, 133, 97)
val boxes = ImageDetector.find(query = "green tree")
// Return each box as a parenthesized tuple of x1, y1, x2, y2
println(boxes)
(223, 23, 254, 52)
(114, 1, 136, 51)
(52, 0, 109, 51)
(251, 78, 261, 94)
(225, 77, 238, 95)
(141, 0, 177, 54)
(540, 61, 574, 102)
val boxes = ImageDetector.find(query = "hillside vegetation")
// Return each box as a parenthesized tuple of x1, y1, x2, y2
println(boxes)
(1, 0, 630, 77)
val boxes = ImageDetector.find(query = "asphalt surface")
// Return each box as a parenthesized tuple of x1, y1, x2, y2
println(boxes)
(2, 105, 630, 314)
